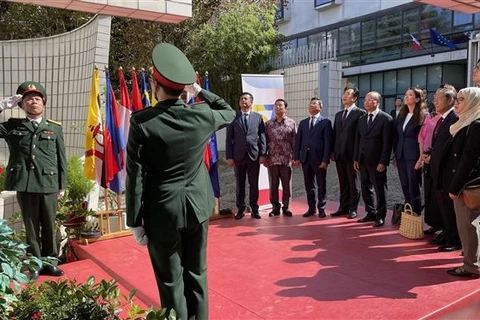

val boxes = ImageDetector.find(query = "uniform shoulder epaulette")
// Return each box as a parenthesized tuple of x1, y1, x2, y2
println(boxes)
(7, 117, 25, 122)
(47, 119, 62, 126)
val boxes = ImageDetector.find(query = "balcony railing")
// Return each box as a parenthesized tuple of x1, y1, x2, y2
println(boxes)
(268, 42, 337, 69)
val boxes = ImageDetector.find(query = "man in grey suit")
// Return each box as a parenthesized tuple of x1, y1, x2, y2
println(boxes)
(226, 92, 267, 219)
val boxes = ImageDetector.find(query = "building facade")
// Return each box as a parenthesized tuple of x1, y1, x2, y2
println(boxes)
(276, 0, 479, 113)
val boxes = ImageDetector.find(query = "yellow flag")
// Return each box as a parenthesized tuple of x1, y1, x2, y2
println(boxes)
(84, 69, 104, 182)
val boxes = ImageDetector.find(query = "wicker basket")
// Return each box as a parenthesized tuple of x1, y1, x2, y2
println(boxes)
(399, 203, 423, 240)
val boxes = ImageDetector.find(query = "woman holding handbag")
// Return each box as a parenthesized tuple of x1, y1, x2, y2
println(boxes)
(442, 87, 480, 279)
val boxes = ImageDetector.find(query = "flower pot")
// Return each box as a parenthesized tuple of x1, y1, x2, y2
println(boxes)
(81, 230, 101, 239)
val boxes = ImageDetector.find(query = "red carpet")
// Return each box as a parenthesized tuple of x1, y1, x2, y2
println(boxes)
(70, 197, 480, 319)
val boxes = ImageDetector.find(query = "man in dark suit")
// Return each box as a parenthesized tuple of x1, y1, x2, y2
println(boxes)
(0, 82, 67, 279)
(390, 96, 402, 119)
(126, 43, 235, 320)
(331, 87, 366, 219)
(294, 98, 333, 218)
(354, 91, 394, 227)
(424, 85, 461, 252)
(226, 93, 267, 220)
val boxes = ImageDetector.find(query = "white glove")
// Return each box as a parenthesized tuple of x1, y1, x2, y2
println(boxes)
(0, 94, 22, 111)
(131, 226, 148, 246)
(57, 189, 65, 199)
(184, 83, 202, 98)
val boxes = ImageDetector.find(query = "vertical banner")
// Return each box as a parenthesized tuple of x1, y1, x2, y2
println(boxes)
(241, 74, 284, 207)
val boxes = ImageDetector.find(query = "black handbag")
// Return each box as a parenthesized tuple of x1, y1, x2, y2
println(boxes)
(391, 203, 404, 226)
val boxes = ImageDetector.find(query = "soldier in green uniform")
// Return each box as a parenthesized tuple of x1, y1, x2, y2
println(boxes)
(126, 43, 235, 320)
(0, 82, 67, 279)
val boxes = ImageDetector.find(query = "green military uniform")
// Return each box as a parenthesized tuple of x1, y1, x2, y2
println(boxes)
(0, 82, 67, 260)
(126, 43, 235, 320)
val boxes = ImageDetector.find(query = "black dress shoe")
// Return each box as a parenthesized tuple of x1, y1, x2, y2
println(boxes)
(438, 244, 462, 252)
(357, 214, 376, 223)
(40, 265, 64, 277)
(318, 210, 326, 218)
(347, 211, 357, 219)
(374, 219, 384, 227)
(251, 211, 261, 219)
(29, 269, 40, 280)
(282, 210, 293, 217)
(330, 210, 348, 217)
(302, 210, 316, 217)
(447, 267, 480, 279)
(268, 209, 280, 217)
(234, 210, 245, 220)
(424, 227, 440, 235)
(428, 233, 446, 245)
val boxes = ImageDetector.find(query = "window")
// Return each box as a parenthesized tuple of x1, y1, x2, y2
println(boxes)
(315, 0, 334, 6)
(297, 37, 308, 48)
(308, 32, 325, 46)
(339, 23, 360, 54)
(361, 19, 376, 51)
(453, 11, 472, 31)
(397, 69, 411, 94)
(275, 0, 284, 20)
(420, 5, 452, 37)
(376, 12, 402, 49)
(412, 67, 427, 89)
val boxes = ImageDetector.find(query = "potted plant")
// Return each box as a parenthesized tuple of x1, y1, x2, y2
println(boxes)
(80, 218, 101, 242)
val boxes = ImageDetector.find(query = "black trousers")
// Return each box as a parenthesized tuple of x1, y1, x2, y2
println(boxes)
(396, 158, 422, 215)
(146, 209, 209, 320)
(302, 160, 327, 212)
(268, 165, 292, 211)
(17, 192, 58, 258)
(423, 166, 442, 228)
(234, 157, 260, 211)
(335, 155, 360, 213)
(359, 163, 387, 219)
(435, 190, 461, 247)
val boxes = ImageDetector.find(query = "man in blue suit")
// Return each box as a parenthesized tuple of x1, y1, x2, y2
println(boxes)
(226, 92, 267, 220)
(294, 98, 333, 218)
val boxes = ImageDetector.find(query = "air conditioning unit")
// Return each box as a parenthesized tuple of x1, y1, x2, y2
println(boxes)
(315, 0, 343, 12)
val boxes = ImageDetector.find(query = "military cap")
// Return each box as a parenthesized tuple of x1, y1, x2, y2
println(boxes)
(16, 81, 47, 106)
(151, 43, 196, 90)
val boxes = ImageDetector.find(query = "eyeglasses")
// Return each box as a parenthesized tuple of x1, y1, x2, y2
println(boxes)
(455, 97, 465, 103)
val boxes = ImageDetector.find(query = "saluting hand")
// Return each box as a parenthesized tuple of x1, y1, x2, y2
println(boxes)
(0, 94, 22, 110)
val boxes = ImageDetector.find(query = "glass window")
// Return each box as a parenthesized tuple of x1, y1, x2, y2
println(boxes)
(427, 65, 442, 91)
(376, 12, 402, 49)
(397, 69, 411, 94)
(412, 67, 426, 88)
(275, 0, 284, 20)
(453, 12, 473, 31)
(339, 23, 360, 54)
(297, 37, 308, 48)
(308, 32, 324, 46)
(443, 64, 466, 90)
(383, 96, 396, 113)
(326, 29, 339, 55)
(475, 13, 480, 28)
(371, 73, 383, 93)
(403, 7, 420, 35)
(420, 5, 452, 37)
(315, 0, 333, 6)
(358, 74, 370, 97)
(361, 19, 376, 50)
(384, 70, 397, 95)
(344, 76, 358, 89)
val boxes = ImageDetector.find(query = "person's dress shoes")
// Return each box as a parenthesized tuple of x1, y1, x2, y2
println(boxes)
(424, 227, 440, 235)
(438, 244, 462, 252)
(428, 233, 446, 245)
(282, 210, 293, 217)
(374, 219, 384, 227)
(318, 209, 326, 218)
(268, 209, 280, 217)
(234, 210, 245, 220)
(358, 215, 376, 223)
(330, 210, 348, 217)
(302, 210, 316, 217)
(251, 211, 261, 219)
(40, 265, 64, 277)
(447, 267, 480, 279)
(347, 211, 357, 219)
(29, 269, 40, 280)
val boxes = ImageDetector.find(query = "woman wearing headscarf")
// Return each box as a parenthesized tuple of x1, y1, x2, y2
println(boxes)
(441, 87, 480, 279)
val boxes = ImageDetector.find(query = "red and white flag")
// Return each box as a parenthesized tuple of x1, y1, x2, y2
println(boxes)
(410, 34, 421, 52)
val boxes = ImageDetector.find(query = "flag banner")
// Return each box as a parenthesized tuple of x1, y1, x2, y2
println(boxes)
(131, 69, 143, 111)
(430, 28, 458, 50)
(149, 67, 158, 106)
(104, 69, 126, 194)
(118, 68, 132, 185)
(409, 34, 421, 52)
(140, 71, 151, 108)
(204, 73, 221, 197)
(241, 74, 285, 206)
(84, 68, 104, 183)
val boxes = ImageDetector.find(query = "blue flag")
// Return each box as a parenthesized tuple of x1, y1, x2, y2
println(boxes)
(430, 28, 458, 50)
(205, 73, 221, 198)
(140, 71, 151, 108)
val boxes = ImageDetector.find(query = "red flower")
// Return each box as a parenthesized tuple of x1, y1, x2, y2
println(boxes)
(32, 311, 42, 320)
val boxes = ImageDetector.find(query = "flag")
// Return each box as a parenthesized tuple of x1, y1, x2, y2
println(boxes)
(204, 72, 221, 198)
(409, 34, 421, 52)
(149, 67, 158, 106)
(140, 71, 151, 108)
(104, 69, 126, 194)
(131, 69, 143, 111)
(118, 68, 132, 184)
(430, 28, 458, 50)
(84, 68, 104, 183)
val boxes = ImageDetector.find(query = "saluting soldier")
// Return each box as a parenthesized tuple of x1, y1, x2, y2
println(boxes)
(126, 43, 235, 320)
(0, 82, 67, 279)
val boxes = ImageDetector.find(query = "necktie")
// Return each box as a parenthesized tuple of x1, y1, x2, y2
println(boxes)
(309, 116, 315, 131)
(342, 109, 348, 123)
(31, 121, 38, 129)
(433, 117, 444, 138)
(367, 113, 373, 128)
(243, 113, 248, 132)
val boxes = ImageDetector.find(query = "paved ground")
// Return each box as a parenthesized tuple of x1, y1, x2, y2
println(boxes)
(217, 151, 406, 214)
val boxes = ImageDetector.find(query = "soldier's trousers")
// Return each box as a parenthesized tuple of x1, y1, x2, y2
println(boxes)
(17, 192, 58, 259)
(146, 215, 209, 320)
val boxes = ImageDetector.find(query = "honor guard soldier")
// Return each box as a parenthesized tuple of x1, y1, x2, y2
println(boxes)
(125, 43, 235, 320)
(0, 82, 67, 279)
